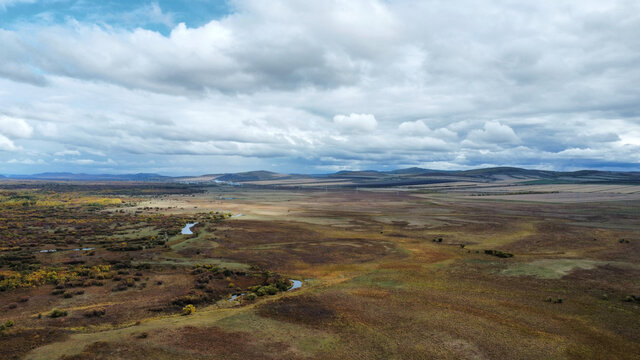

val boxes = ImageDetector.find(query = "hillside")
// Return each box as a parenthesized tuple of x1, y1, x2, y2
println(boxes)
(2, 167, 639, 186)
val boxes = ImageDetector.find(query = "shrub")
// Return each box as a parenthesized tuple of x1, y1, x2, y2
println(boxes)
(181, 304, 196, 315)
(223, 269, 234, 277)
(484, 249, 513, 258)
(256, 284, 278, 296)
(172, 293, 206, 306)
(84, 308, 106, 318)
(49, 309, 68, 318)
(112, 282, 128, 292)
(274, 279, 291, 291)
(545, 297, 563, 304)
(245, 293, 257, 301)
(0, 320, 14, 332)
(82, 279, 103, 287)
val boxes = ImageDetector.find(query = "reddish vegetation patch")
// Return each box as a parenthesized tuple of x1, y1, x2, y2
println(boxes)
(1, 270, 197, 330)
(257, 295, 338, 328)
(60, 326, 302, 360)
(563, 264, 640, 306)
(599, 237, 640, 262)
(501, 221, 600, 254)
(347, 288, 392, 299)
(0, 328, 68, 359)
(156, 325, 295, 359)
(60, 341, 195, 360)
(210, 220, 396, 270)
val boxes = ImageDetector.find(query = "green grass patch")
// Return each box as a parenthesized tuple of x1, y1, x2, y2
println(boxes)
(348, 270, 405, 289)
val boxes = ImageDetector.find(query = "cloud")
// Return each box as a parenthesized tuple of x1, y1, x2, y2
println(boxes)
(333, 113, 377, 133)
(54, 149, 81, 156)
(398, 120, 430, 135)
(0, 115, 33, 138)
(0, 0, 35, 10)
(0, 30, 48, 86)
(465, 121, 520, 146)
(7, 158, 44, 164)
(0, 115, 32, 152)
(0, 0, 403, 93)
(0, 0, 638, 173)
(0, 134, 17, 151)
(113, 2, 175, 28)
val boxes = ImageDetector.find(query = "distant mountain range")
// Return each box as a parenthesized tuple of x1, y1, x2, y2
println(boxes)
(2, 172, 171, 182)
(1, 167, 639, 186)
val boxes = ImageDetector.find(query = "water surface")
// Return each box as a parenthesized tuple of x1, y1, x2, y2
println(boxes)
(288, 279, 302, 291)
(181, 222, 198, 235)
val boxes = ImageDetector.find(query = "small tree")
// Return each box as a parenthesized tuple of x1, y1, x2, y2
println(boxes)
(182, 304, 196, 315)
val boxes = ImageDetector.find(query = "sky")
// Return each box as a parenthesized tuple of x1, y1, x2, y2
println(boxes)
(1, 0, 639, 175)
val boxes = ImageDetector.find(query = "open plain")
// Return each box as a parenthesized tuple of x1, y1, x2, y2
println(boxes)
(1, 180, 639, 359)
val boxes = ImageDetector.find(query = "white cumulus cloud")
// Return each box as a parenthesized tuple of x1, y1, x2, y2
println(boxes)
(0, 115, 33, 138)
(0, 134, 17, 151)
(465, 121, 520, 146)
(333, 113, 378, 133)
(398, 120, 430, 135)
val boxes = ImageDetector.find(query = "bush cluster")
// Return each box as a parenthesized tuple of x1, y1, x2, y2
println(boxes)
(249, 279, 291, 297)
(545, 297, 563, 304)
(484, 249, 514, 258)
(181, 304, 196, 315)
(84, 308, 106, 318)
(0, 264, 112, 292)
(49, 309, 68, 318)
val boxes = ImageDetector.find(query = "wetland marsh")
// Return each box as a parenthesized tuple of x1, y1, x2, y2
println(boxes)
(0, 181, 639, 359)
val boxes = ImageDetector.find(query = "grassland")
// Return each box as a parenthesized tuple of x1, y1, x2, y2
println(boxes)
(0, 182, 639, 359)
